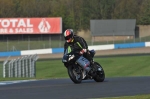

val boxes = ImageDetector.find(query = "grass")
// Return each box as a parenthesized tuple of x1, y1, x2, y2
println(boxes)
(98, 94, 150, 99)
(1, 55, 150, 80)
(100, 55, 150, 77)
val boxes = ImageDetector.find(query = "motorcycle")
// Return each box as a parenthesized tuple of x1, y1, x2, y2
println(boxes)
(62, 49, 105, 84)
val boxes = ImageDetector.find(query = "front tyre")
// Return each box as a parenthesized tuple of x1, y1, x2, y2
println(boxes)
(68, 65, 83, 84)
(93, 62, 105, 82)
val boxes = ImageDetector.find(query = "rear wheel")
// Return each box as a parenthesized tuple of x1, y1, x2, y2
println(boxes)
(93, 62, 105, 82)
(68, 65, 83, 84)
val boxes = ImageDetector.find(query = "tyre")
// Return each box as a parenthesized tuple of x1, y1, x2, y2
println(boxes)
(93, 62, 105, 82)
(68, 65, 83, 84)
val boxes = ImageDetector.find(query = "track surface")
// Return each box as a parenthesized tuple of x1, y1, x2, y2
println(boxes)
(0, 48, 150, 99)
(0, 77, 150, 99)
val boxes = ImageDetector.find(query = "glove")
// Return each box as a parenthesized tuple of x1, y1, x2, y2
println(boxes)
(79, 49, 87, 55)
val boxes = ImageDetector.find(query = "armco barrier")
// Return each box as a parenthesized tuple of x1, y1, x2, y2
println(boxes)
(0, 42, 150, 57)
(88, 44, 114, 50)
(114, 42, 145, 49)
(145, 42, 150, 47)
(21, 48, 52, 55)
(0, 51, 21, 57)
(52, 48, 64, 53)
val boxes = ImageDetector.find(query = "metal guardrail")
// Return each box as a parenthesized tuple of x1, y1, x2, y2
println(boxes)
(1, 35, 150, 52)
(3, 54, 38, 78)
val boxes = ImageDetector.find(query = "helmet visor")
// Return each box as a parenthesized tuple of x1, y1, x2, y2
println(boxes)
(65, 36, 71, 40)
(66, 38, 72, 43)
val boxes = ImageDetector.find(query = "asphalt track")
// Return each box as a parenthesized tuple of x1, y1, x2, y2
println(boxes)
(0, 77, 150, 99)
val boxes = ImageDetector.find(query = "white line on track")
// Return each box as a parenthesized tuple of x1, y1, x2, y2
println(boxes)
(0, 79, 37, 86)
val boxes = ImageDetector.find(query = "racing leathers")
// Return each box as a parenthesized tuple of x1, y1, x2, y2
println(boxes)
(63, 35, 93, 68)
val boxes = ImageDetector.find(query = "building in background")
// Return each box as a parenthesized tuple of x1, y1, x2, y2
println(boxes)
(90, 19, 136, 42)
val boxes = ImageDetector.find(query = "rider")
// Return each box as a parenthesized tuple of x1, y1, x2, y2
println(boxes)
(63, 29, 94, 74)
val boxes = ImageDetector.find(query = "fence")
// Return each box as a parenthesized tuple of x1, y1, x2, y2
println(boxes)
(0, 35, 64, 52)
(0, 35, 150, 52)
(3, 54, 38, 78)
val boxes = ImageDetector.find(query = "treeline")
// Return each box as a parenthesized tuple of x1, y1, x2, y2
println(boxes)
(0, 0, 150, 31)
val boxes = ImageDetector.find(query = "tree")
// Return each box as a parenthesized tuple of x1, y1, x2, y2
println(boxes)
(99, 0, 115, 19)
(0, 0, 16, 17)
(139, 0, 150, 25)
(0, 0, 150, 31)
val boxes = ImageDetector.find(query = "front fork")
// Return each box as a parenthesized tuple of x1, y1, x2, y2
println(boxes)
(82, 70, 86, 79)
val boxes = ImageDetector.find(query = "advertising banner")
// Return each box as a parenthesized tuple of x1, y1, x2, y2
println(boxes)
(0, 17, 62, 34)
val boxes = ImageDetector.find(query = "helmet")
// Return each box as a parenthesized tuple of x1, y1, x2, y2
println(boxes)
(64, 29, 74, 43)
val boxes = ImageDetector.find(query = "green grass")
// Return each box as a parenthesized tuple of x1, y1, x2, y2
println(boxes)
(99, 55, 150, 77)
(36, 60, 68, 79)
(1, 55, 150, 80)
(97, 94, 150, 99)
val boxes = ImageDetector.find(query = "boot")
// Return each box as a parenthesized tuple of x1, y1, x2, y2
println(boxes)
(88, 69, 96, 77)
(90, 59, 94, 67)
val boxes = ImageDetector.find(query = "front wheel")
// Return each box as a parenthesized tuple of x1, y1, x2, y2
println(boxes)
(68, 65, 83, 84)
(93, 62, 105, 82)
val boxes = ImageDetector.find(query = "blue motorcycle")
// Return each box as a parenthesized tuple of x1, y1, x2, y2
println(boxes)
(62, 49, 105, 84)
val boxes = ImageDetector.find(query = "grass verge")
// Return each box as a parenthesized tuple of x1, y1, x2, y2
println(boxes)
(0, 55, 150, 80)
(98, 94, 150, 99)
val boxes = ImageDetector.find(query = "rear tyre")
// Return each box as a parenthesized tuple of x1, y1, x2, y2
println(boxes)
(93, 62, 105, 82)
(68, 65, 83, 84)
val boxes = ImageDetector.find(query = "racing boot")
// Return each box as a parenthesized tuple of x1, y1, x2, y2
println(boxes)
(88, 69, 96, 77)
(90, 59, 94, 68)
